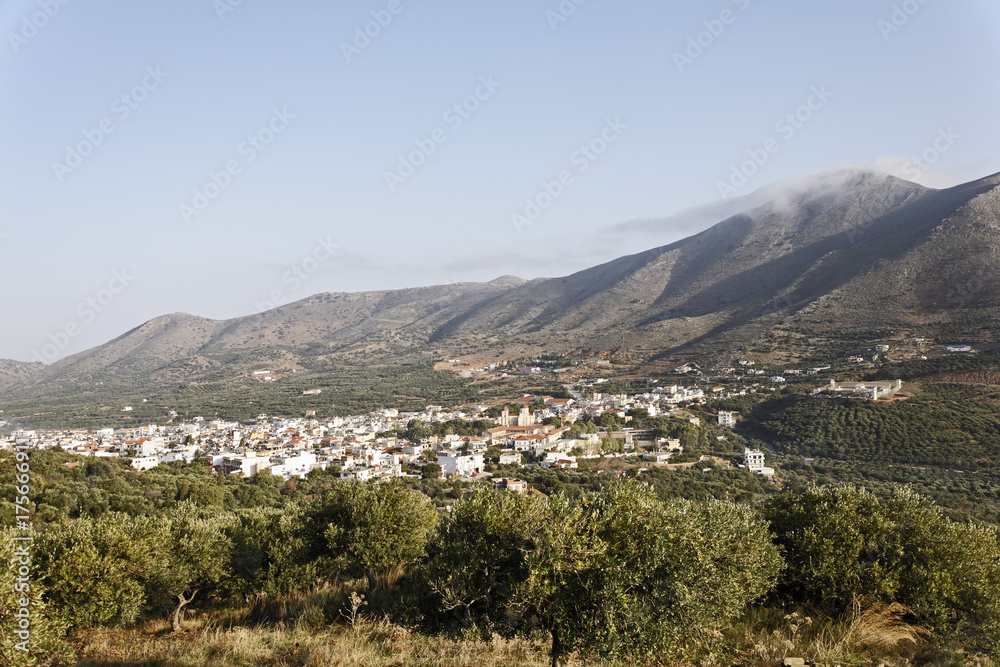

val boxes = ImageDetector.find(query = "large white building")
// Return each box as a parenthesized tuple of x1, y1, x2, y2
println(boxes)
(743, 447, 774, 477)
(437, 450, 485, 477)
(718, 411, 738, 428)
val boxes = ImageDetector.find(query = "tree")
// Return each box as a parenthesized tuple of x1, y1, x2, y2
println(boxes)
(404, 419, 432, 443)
(522, 481, 781, 666)
(421, 463, 442, 479)
(598, 413, 621, 431)
(1, 528, 72, 663)
(150, 503, 233, 632)
(34, 512, 163, 629)
(425, 487, 547, 630)
(323, 481, 438, 592)
(767, 484, 1000, 648)
(226, 504, 316, 598)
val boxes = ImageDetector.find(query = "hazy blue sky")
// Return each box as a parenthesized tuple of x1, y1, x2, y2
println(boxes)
(1, 0, 998, 362)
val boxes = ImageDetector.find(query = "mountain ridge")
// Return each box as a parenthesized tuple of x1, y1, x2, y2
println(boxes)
(4, 167, 1000, 420)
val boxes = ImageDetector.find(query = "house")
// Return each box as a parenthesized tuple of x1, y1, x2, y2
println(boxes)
(493, 478, 528, 493)
(658, 438, 682, 453)
(743, 447, 774, 477)
(269, 451, 319, 480)
(220, 452, 272, 477)
(340, 466, 375, 481)
(542, 452, 578, 469)
(816, 379, 903, 400)
(718, 411, 738, 428)
(498, 450, 522, 466)
(130, 456, 159, 471)
(437, 450, 485, 477)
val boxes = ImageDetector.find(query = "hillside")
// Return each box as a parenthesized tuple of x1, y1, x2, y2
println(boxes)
(0, 359, 43, 393)
(3, 168, 1000, 422)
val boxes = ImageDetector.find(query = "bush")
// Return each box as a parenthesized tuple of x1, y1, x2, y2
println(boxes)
(766, 485, 1000, 650)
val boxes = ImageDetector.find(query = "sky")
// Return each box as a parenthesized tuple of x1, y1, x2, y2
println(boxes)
(1, 0, 998, 363)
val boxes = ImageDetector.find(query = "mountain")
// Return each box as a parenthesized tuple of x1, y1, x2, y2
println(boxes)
(428, 168, 1000, 357)
(3, 167, 1000, 422)
(0, 359, 43, 393)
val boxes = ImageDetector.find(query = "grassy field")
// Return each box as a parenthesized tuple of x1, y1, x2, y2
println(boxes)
(65, 601, 995, 667)
(71, 616, 552, 667)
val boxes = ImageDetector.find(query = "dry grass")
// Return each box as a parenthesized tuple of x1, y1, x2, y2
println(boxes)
(71, 615, 551, 667)
(64, 590, 997, 667)
(730, 601, 996, 667)
(69, 573, 553, 667)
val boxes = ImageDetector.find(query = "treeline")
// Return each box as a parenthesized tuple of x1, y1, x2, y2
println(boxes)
(2, 363, 485, 430)
(750, 385, 1000, 470)
(3, 468, 1000, 664)
(0, 451, 484, 529)
(779, 457, 1000, 525)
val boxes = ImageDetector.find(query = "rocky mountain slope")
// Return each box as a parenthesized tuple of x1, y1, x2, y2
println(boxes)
(3, 168, 1000, 414)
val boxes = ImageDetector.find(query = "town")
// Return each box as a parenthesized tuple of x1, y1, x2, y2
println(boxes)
(1, 379, 787, 486)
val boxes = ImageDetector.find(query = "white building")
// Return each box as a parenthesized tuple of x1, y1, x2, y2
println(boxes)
(130, 456, 159, 471)
(269, 451, 319, 480)
(437, 450, 485, 477)
(159, 446, 200, 464)
(221, 453, 272, 477)
(718, 411, 738, 428)
(743, 447, 774, 477)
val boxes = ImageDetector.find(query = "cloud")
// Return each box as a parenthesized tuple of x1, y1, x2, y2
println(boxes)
(871, 156, 964, 189)
(600, 164, 925, 243)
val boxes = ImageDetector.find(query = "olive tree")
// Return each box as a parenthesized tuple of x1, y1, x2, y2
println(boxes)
(522, 480, 781, 666)
(149, 503, 234, 632)
(767, 484, 1000, 649)
(34, 513, 162, 629)
(1, 528, 72, 664)
(425, 487, 547, 630)
(322, 481, 438, 592)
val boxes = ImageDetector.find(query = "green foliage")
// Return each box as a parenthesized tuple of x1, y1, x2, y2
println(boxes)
(4, 363, 481, 429)
(153, 503, 234, 630)
(34, 513, 163, 628)
(424, 488, 547, 631)
(0, 528, 72, 665)
(753, 387, 1000, 469)
(522, 480, 782, 664)
(767, 485, 1000, 650)
(320, 481, 438, 590)
(226, 504, 317, 598)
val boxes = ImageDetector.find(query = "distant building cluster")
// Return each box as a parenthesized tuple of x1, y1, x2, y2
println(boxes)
(813, 379, 903, 400)
(1, 376, 754, 483)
